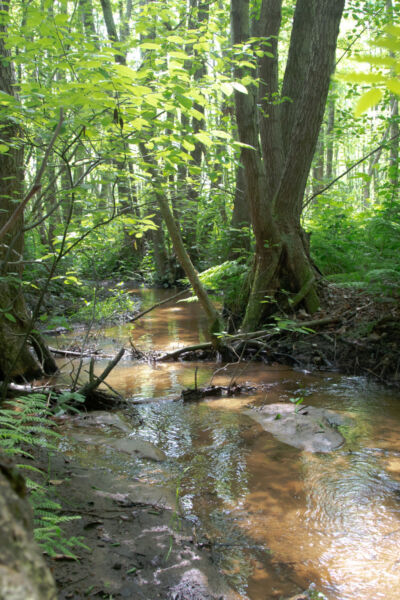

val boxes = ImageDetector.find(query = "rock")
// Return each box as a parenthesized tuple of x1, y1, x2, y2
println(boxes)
(78, 411, 132, 433)
(112, 437, 168, 461)
(245, 403, 347, 453)
(284, 583, 327, 600)
(71, 430, 168, 461)
(0, 454, 57, 600)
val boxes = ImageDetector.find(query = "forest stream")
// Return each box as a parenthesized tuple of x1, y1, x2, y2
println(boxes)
(46, 288, 400, 600)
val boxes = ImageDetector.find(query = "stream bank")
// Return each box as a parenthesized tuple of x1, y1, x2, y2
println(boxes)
(37, 287, 400, 600)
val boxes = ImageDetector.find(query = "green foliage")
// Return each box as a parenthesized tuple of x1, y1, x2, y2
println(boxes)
(71, 286, 139, 324)
(308, 191, 400, 296)
(0, 393, 86, 557)
(339, 24, 400, 115)
(182, 260, 247, 306)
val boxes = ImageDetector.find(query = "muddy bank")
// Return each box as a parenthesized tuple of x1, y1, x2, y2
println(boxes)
(34, 448, 240, 600)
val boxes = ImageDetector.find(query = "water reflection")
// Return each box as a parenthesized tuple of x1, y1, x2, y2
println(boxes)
(51, 288, 400, 600)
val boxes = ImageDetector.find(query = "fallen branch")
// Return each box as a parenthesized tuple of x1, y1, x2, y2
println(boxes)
(156, 315, 342, 362)
(157, 342, 213, 361)
(78, 347, 125, 397)
(48, 346, 114, 359)
(128, 288, 189, 323)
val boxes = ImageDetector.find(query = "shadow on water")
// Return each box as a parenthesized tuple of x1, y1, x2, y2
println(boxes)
(51, 288, 400, 600)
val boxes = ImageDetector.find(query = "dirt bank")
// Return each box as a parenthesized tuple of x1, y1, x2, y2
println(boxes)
(28, 447, 239, 600)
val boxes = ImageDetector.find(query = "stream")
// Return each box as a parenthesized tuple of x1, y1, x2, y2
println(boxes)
(50, 288, 400, 600)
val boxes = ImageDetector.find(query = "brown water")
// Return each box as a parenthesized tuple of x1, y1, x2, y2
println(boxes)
(53, 289, 400, 600)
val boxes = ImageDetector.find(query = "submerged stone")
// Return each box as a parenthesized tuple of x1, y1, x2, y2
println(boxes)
(112, 437, 168, 461)
(245, 402, 347, 453)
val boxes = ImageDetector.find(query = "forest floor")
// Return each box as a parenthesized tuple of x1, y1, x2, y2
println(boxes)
(271, 283, 400, 386)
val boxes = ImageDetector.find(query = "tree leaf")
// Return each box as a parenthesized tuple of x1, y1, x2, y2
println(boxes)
(4, 313, 16, 323)
(354, 89, 383, 117)
(386, 78, 400, 96)
(231, 81, 248, 94)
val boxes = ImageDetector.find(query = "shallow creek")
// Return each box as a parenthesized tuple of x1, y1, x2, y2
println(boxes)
(52, 289, 400, 599)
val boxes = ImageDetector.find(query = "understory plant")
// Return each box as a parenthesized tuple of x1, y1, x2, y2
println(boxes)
(0, 392, 87, 557)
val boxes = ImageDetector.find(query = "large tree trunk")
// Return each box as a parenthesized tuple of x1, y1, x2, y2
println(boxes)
(0, 0, 57, 381)
(231, 0, 345, 331)
(0, 453, 57, 599)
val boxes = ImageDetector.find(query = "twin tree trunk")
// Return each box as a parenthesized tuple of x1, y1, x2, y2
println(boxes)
(231, 0, 345, 331)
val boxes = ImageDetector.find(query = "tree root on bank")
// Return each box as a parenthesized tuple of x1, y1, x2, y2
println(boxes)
(156, 315, 342, 363)
(3, 348, 126, 410)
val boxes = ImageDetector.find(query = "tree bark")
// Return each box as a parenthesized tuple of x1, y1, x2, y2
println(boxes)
(231, 0, 345, 331)
(0, 454, 57, 600)
(325, 94, 335, 181)
(0, 0, 57, 380)
(157, 194, 221, 339)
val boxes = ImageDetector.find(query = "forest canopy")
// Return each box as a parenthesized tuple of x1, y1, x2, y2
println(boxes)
(0, 0, 399, 378)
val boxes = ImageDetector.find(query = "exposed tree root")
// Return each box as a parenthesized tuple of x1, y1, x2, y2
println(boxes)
(3, 348, 126, 410)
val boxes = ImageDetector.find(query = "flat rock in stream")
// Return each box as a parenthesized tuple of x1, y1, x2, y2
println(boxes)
(71, 432, 167, 461)
(246, 403, 347, 453)
(76, 411, 132, 433)
(112, 437, 168, 461)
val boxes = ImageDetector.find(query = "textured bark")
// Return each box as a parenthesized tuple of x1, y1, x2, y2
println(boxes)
(100, 0, 126, 64)
(312, 131, 325, 194)
(231, 0, 345, 330)
(388, 98, 399, 193)
(0, 1, 56, 380)
(0, 454, 57, 600)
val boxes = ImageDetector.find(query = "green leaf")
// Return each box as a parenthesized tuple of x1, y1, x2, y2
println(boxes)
(210, 129, 230, 140)
(220, 82, 234, 97)
(140, 42, 159, 50)
(231, 81, 248, 94)
(4, 313, 16, 323)
(354, 89, 383, 117)
(386, 78, 400, 96)
(194, 131, 212, 147)
(176, 94, 193, 109)
(0, 144, 9, 154)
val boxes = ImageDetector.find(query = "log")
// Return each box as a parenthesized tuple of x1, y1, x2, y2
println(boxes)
(0, 453, 57, 600)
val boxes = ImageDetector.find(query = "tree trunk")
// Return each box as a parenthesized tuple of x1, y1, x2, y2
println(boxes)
(157, 195, 221, 339)
(0, 453, 57, 599)
(0, 1, 57, 380)
(231, 0, 345, 331)
(312, 131, 325, 194)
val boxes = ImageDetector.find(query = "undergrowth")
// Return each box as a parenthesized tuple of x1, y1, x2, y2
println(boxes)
(0, 392, 87, 558)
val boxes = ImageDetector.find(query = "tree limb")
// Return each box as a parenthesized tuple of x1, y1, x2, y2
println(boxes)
(128, 288, 189, 323)
(304, 133, 400, 207)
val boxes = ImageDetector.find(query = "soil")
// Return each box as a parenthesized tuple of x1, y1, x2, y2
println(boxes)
(29, 448, 240, 600)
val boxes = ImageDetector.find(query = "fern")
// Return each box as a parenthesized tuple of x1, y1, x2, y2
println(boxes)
(0, 392, 87, 558)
